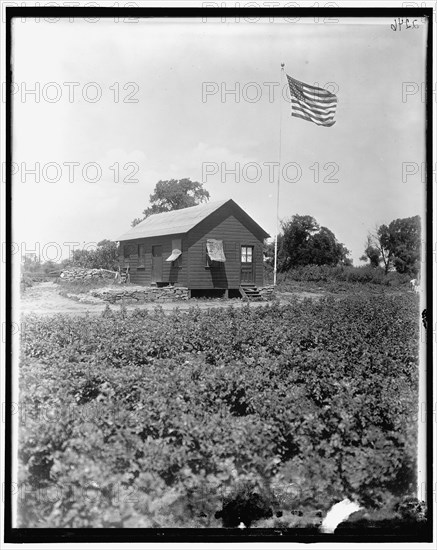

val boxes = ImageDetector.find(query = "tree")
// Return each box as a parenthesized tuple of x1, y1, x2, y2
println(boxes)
(132, 178, 210, 227)
(263, 239, 277, 267)
(379, 216, 421, 275)
(360, 235, 381, 268)
(361, 226, 393, 273)
(72, 240, 119, 271)
(363, 216, 421, 275)
(278, 215, 351, 271)
(93, 240, 120, 271)
(309, 227, 351, 266)
(280, 215, 319, 270)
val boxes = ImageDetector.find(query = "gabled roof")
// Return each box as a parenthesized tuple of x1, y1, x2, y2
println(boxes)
(117, 199, 269, 241)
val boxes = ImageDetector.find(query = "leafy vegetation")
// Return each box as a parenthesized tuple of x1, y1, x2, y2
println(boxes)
(70, 239, 120, 271)
(19, 294, 420, 527)
(21, 257, 61, 289)
(131, 178, 210, 227)
(361, 216, 421, 276)
(20, 240, 120, 291)
(264, 264, 411, 291)
(265, 215, 351, 271)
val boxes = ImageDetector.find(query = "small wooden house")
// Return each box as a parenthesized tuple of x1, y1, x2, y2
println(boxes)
(117, 199, 270, 295)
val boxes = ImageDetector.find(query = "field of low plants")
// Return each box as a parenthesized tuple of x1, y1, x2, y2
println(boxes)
(18, 293, 421, 528)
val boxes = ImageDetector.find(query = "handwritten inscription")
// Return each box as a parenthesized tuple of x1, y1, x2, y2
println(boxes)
(391, 18, 419, 31)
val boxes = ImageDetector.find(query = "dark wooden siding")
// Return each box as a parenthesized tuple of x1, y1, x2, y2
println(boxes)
(186, 209, 265, 289)
(120, 233, 187, 286)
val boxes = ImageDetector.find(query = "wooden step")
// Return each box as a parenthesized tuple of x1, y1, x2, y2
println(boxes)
(239, 285, 264, 301)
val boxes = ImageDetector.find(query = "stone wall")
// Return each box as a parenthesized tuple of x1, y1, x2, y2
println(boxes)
(90, 285, 274, 304)
(91, 286, 189, 304)
(60, 267, 117, 282)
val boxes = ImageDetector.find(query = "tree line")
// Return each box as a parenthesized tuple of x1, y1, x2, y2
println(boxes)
(268, 213, 421, 277)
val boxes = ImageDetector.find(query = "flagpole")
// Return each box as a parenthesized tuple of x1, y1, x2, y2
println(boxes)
(273, 62, 285, 286)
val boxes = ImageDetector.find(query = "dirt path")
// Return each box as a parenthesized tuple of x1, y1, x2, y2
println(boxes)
(19, 282, 108, 316)
(19, 282, 326, 317)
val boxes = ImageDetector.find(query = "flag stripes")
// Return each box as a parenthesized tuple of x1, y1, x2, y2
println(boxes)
(286, 74, 337, 127)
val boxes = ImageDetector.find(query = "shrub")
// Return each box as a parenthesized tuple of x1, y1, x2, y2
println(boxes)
(275, 265, 411, 287)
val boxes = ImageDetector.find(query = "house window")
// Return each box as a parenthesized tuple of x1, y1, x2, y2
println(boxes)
(124, 244, 136, 258)
(172, 238, 181, 251)
(138, 244, 146, 268)
(241, 246, 253, 263)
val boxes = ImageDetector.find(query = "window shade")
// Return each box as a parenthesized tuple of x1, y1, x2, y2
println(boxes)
(206, 239, 226, 262)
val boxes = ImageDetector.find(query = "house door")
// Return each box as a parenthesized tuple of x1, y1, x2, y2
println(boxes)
(240, 245, 254, 284)
(151, 245, 163, 282)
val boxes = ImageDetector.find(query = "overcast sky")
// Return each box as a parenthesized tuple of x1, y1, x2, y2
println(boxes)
(11, 15, 427, 264)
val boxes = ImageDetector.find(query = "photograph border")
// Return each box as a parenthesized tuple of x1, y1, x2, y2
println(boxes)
(4, 4, 434, 544)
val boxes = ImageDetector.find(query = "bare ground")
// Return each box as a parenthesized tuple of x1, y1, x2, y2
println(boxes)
(19, 282, 326, 317)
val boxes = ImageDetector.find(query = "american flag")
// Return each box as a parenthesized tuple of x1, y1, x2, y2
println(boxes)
(286, 74, 337, 127)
